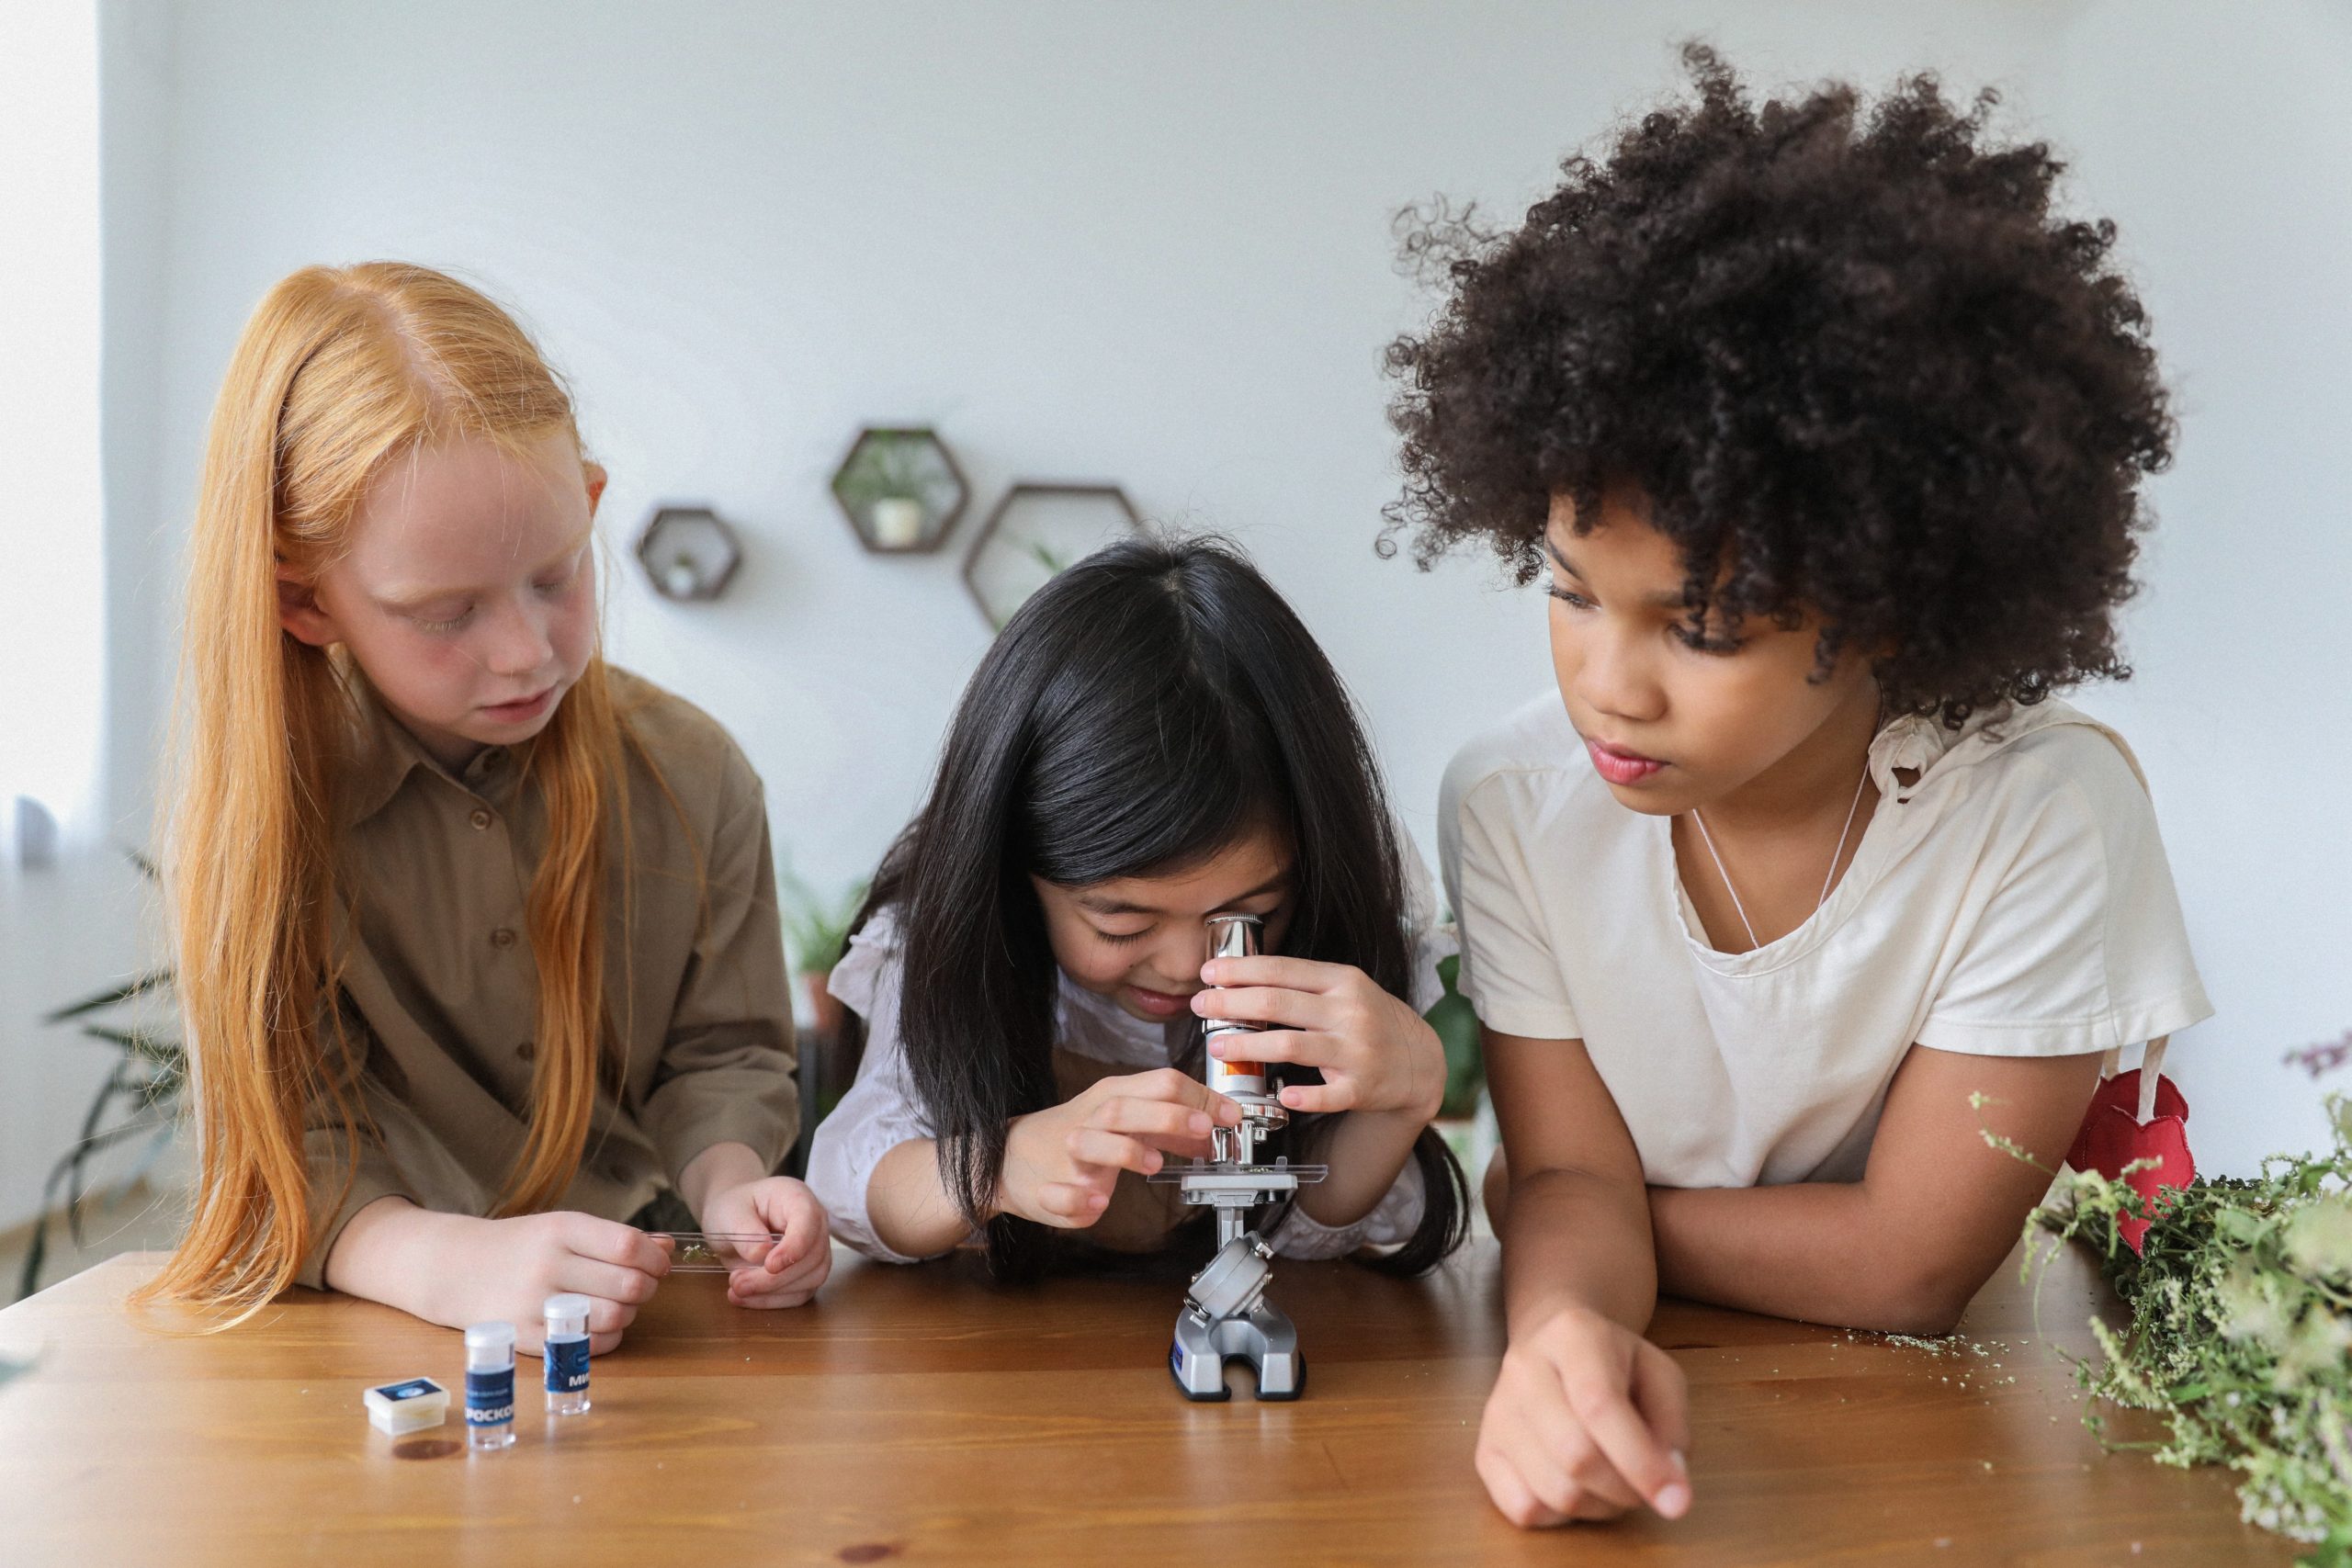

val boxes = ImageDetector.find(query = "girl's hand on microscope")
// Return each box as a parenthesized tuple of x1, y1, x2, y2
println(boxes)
(1193, 955, 1447, 1122)
(1477, 1304, 1692, 1528)
(999, 1069, 1245, 1228)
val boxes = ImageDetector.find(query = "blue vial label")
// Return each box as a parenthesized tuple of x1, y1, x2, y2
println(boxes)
(465, 1367, 515, 1427)
(546, 1336, 590, 1394)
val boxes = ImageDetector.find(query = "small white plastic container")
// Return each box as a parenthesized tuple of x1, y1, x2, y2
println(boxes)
(463, 1321, 517, 1450)
(363, 1375, 449, 1437)
(542, 1293, 592, 1416)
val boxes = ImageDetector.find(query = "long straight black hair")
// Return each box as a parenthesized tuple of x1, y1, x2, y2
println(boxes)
(844, 533, 1467, 1281)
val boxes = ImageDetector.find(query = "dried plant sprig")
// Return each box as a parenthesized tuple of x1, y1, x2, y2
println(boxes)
(2287, 1031, 2352, 1082)
(2003, 1095, 2352, 1563)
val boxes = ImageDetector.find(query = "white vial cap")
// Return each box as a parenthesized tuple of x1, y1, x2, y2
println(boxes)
(543, 1293, 591, 1339)
(463, 1320, 517, 1371)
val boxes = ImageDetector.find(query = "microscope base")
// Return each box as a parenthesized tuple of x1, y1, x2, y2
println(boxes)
(1168, 1302, 1306, 1402)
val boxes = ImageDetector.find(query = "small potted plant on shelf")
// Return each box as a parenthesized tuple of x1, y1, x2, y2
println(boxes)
(835, 434, 937, 549)
(777, 860, 868, 1043)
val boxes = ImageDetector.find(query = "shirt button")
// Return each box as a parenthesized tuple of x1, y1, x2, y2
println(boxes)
(516, 1040, 536, 1062)
(491, 928, 517, 950)
(469, 808, 492, 831)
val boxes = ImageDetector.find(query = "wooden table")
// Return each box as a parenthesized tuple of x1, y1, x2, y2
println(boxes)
(0, 1237, 2290, 1566)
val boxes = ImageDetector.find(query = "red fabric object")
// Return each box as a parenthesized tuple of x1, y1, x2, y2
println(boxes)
(2064, 1068, 2194, 1255)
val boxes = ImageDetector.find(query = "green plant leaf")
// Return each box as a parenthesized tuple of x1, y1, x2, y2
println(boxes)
(775, 857, 870, 977)
(43, 969, 175, 1023)
(1423, 953, 1484, 1121)
(23, 916, 185, 1300)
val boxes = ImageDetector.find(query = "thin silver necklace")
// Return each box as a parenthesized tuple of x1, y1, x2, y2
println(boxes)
(1689, 768, 1870, 952)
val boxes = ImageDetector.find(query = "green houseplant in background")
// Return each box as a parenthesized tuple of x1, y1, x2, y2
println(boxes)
(17, 961, 185, 1303)
(1426, 951, 1484, 1122)
(776, 859, 869, 1125)
(1423, 943, 1492, 1187)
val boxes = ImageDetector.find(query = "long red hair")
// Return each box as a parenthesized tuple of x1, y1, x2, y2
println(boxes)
(146, 263, 637, 1319)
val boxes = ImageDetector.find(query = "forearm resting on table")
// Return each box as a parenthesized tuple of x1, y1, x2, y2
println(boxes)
(1647, 1046, 2101, 1335)
(1647, 1182, 1984, 1334)
(869, 1134, 1190, 1257)
(322, 1194, 464, 1319)
(332, 1145, 770, 1312)
(866, 1137, 978, 1258)
(1481, 1025, 1661, 1340)
(1501, 1164, 1659, 1339)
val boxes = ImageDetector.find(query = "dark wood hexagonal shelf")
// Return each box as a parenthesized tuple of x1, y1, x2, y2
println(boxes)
(636, 504, 743, 602)
(830, 426, 970, 554)
(961, 482, 1143, 630)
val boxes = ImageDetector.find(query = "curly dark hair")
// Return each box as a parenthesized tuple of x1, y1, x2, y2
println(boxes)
(1383, 46, 2173, 727)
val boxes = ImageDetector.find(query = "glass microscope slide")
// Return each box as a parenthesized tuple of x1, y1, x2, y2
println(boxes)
(648, 1232, 789, 1270)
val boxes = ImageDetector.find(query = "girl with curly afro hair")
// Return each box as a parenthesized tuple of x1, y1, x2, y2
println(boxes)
(1393, 49, 2212, 1530)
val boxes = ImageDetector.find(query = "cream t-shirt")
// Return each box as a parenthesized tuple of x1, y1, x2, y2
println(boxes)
(1438, 694, 2212, 1189)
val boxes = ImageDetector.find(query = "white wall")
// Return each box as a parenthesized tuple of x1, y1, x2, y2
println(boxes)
(99, 1, 175, 844)
(0, 1, 106, 837)
(2014, 2, 2352, 1174)
(59, 0, 2349, 1200)
(0, 1, 158, 1234)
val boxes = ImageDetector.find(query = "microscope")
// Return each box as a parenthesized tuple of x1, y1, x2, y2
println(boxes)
(1148, 912, 1325, 1401)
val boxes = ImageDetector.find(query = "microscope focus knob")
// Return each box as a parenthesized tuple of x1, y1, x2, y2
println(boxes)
(1185, 1233, 1275, 1324)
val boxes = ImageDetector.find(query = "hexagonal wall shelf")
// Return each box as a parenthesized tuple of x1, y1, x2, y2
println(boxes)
(830, 426, 970, 554)
(961, 482, 1143, 630)
(636, 505, 742, 602)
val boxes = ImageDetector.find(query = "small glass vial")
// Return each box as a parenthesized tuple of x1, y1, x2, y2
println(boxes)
(543, 1293, 592, 1416)
(463, 1321, 517, 1450)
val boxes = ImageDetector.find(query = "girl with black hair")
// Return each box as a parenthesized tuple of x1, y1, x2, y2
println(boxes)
(805, 535, 1467, 1280)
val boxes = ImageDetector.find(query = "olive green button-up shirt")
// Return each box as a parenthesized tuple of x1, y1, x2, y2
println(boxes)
(299, 667, 797, 1288)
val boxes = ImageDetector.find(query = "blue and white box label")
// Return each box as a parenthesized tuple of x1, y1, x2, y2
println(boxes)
(545, 1337, 590, 1394)
(465, 1367, 515, 1428)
